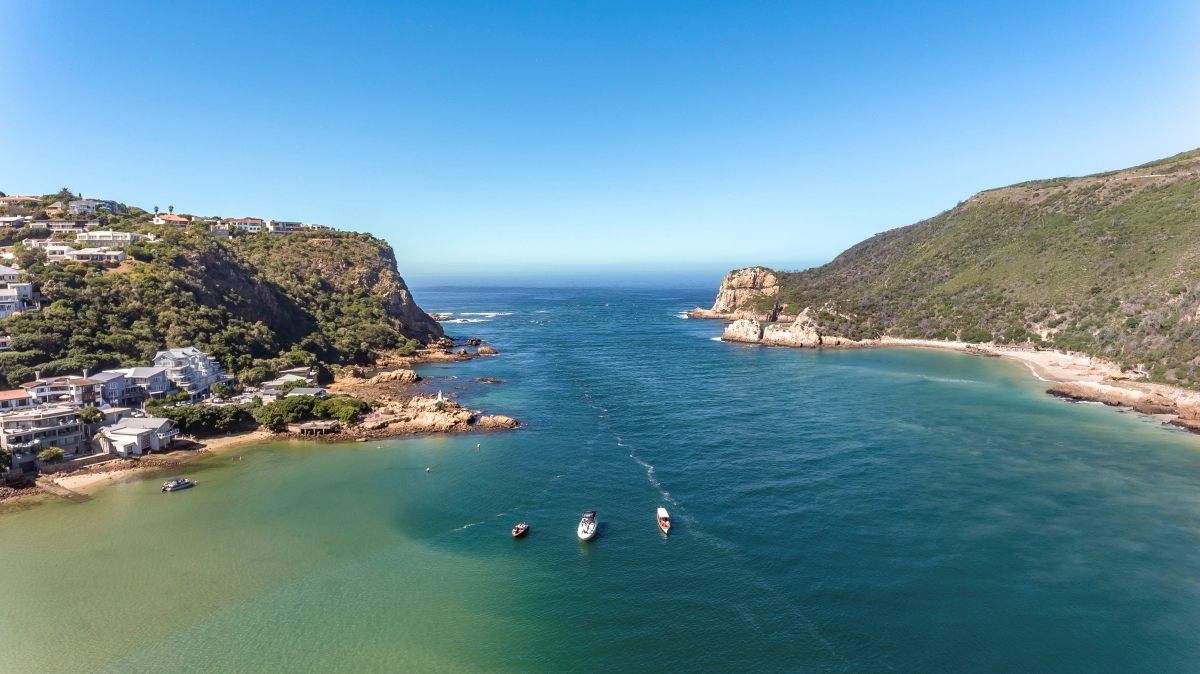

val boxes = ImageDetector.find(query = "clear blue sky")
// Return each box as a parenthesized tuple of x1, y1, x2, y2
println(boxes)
(2, 1, 1198, 279)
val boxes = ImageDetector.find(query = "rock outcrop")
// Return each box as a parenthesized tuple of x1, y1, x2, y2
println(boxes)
(761, 308, 823, 347)
(722, 319, 764, 343)
(372, 369, 420, 384)
(478, 415, 519, 429)
(477, 346, 498, 355)
(689, 267, 785, 321)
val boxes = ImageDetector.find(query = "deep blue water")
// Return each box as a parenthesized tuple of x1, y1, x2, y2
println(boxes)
(3, 284, 1200, 672)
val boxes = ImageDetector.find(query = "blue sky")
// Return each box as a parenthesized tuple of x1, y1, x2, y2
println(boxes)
(1, 1, 1198, 280)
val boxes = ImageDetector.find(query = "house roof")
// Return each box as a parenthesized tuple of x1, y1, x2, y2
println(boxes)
(0, 265, 19, 276)
(227, 218, 263, 223)
(263, 373, 308, 387)
(108, 417, 174, 432)
(0, 196, 40, 203)
(112, 366, 167, 378)
(91, 371, 125, 383)
(285, 388, 327, 397)
(158, 214, 188, 222)
(0, 389, 32, 400)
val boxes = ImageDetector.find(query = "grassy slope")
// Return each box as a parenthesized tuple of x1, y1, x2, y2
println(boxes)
(766, 148, 1200, 386)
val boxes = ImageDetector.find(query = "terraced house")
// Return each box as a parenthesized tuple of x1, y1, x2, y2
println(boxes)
(1, 406, 86, 474)
(153, 347, 228, 401)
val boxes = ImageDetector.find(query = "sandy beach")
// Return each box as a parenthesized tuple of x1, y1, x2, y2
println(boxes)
(875, 337, 1124, 384)
(49, 428, 278, 494)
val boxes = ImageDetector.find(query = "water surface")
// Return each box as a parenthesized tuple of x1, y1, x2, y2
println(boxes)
(2, 285, 1199, 672)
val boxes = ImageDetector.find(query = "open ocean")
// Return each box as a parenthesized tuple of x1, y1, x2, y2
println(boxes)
(3, 283, 1200, 672)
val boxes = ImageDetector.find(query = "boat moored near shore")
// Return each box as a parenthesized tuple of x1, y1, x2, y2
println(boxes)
(162, 477, 195, 492)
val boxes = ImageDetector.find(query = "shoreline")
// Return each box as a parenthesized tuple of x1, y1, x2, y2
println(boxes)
(718, 322, 1200, 432)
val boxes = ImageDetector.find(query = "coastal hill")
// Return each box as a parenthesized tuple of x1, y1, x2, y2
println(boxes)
(0, 201, 443, 387)
(693, 148, 1200, 387)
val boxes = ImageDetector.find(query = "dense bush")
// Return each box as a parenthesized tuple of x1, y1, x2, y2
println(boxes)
(37, 448, 64, 463)
(159, 404, 256, 435)
(252, 394, 367, 431)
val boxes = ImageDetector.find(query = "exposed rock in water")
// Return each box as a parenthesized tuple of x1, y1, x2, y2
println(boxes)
(478, 415, 518, 429)
(372, 369, 420, 384)
(722, 318, 763, 343)
(477, 378, 503, 384)
(762, 308, 822, 347)
(465, 338, 482, 346)
(1046, 381, 1188, 416)
(689, 267, 785, 321)
(477, 346, 499, 355)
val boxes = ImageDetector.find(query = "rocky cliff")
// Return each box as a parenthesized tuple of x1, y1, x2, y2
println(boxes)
(688, 266, 788, 321)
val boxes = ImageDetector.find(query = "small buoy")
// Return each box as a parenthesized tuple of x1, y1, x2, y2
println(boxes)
(426, 467, 430, 473)
(477, 443, 481, 450)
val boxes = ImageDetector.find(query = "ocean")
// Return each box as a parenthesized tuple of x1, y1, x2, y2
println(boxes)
(2, 284, 1199, 672)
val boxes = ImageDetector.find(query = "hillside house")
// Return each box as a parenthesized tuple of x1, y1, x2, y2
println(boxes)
(105, 367, 172, 402)
(152, 214, 189, 225)
(29, 220, 96, 233)
(68, 199, 118, 215)
(153, 347, 227, 401)
(21, 374, 104, 406)
(0, 196, 40, 206)
(0, 264, 20, 282)
(66, 248, 126, 264)
(75, 230, 149, 247)
(0, 389, 34, 411)
(0, 216, 27, 227)
(267, 220, 304, 236)
(227, 218, 264, 233)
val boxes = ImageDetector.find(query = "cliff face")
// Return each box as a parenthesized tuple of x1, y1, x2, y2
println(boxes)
(689, 266, 786, 321)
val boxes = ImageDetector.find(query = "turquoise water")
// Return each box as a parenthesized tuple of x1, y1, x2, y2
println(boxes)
(3, 285, 1200, 672)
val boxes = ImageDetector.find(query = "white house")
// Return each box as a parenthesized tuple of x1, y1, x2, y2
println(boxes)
(153, 347, 227, 401)
(0, 282, 35, 319)
(68, 199, 118, 216)
(0, 216, 27, 228)
(152, 214, 189, 225)
(75, 230, 149, 247)
(226, 218, 264, 233)
(29, 220, 96, 233)
(0, 264, 20, 282)
(0, 389, 34, 412)
(66, 248, 126, 264)
(20, 374, 104, 406)
(94, 417, 178, 457)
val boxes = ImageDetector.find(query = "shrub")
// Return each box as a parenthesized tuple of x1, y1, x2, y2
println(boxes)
(78, 407, 104, 424)
(37, 447, 64, 463)
(959, 327, 994, 343)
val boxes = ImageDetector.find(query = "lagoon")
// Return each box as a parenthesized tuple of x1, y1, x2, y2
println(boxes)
(3, 284, 1200, 672)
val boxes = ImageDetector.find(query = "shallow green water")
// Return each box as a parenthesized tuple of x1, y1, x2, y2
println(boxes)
(3, 285, 1200, 672)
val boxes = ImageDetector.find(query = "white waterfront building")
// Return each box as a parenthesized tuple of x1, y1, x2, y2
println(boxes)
(152, 347, 228, 401)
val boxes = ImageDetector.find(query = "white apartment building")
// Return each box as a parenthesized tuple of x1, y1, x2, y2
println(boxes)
(75, 230, 149, 247)
(152, 347, 227, 401)
(1, 405, 87, 473)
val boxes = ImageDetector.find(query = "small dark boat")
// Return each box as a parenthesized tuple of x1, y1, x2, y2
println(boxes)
(162, 477, 195, 492)
(512, 522, 529, 537)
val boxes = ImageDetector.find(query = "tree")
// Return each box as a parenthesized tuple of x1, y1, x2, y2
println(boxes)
(78, 407, 104, 424)
(153, 206, 159, 215)
(37, 447, 64, 463)
(168, 206, 174, 214)
(211, 382, 235, 399)
(12, 243, 47, 271)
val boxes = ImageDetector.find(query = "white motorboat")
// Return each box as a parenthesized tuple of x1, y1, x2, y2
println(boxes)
(577, 510, 597, 540)
(162, 477, 195, 492)
(657, 507, 671, 534)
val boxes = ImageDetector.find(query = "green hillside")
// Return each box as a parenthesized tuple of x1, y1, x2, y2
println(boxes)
(758, 148, 1200, 386)
(0, 204, 443, 387)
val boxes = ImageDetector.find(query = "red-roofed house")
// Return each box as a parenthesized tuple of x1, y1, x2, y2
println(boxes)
(152, 214, 189, 225)
(0, 389, 34, 411)
(0, 196, 41, 205)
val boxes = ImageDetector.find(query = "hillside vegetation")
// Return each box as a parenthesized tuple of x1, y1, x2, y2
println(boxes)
(747, 149, 1200, 387)
(0, 203, 443, 386)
